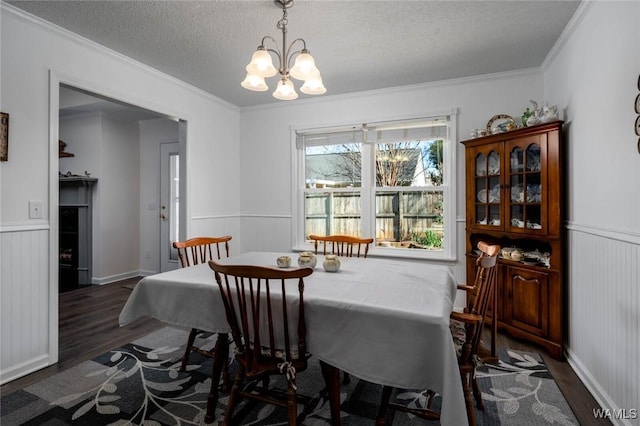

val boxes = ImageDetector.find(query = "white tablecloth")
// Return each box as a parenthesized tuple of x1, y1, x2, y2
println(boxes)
(119, 251, 467, 426)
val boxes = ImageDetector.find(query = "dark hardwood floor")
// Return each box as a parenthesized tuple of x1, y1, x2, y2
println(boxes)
(2, 279, 608, 425)
(1, 278, 163, 396)
(487, 329, 610, 425)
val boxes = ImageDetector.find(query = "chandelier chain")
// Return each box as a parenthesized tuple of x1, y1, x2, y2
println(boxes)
(277, 7, 288, 33)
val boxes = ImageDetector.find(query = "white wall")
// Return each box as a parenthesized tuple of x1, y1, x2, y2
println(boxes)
(97, 116, 140, 282)
(59, 113, 102, 178)
(60, 114, 141, 283)
(0, 5, 241, 384)
(238, 71, 545, 275)
(543, 1, 640, 422)
(61, 114, 180, 282)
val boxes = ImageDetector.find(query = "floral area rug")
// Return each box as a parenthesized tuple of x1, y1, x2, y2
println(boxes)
(1, 327, 578, 425)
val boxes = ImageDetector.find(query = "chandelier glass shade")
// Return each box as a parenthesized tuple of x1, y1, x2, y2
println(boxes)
(241, 0, 326, 100)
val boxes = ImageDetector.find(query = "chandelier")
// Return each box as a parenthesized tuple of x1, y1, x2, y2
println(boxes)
(241, 0, 326, 100)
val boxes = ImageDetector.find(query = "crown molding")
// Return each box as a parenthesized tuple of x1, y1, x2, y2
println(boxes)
(1, 2, 239, 112)
(240, 67, 542, 113)
(542, 0, 596, 71)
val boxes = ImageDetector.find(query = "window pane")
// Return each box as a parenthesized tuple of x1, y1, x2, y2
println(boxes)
(169, 153, 179, 261)
(375, 140, 443, 187)
(305, 143, 361, 188)
(297, 114, 454, 258)
(304, 191, 362, 238)
(376, 190, 444, 250)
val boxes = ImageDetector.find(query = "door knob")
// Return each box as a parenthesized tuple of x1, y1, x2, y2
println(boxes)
(160, 213, 166, 220)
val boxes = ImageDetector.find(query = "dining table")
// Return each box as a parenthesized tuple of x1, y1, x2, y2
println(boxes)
(119, 251, 467, 426)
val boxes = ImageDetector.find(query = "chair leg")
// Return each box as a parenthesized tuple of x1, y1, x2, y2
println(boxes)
(342, 372, 351, 384)
(319, 361, 341, 426)
(286, 379, 298, 426)
(461, 371, 477, 426)
(472, 373, 484, 410)
(376, 385, 394, 426)
(205, 333, 229, 424)
(224, 368, 245, 426)
(180, 328, 199, 372)
(426, 389, 436, 409)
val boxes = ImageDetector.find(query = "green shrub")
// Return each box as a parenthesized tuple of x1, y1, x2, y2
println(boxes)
(413, 230, 443, 248)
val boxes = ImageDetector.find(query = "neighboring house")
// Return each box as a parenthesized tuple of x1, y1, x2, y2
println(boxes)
(305, 148, 429, 187)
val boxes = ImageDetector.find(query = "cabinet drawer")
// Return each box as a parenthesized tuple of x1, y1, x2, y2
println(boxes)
(504, 266, 549, 337)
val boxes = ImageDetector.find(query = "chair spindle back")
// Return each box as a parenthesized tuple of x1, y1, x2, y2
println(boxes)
(309, 234, 374, 258)
(468, 253, 498, 354)
(209, 261, 313, 372)
(173, 236, 232, 267)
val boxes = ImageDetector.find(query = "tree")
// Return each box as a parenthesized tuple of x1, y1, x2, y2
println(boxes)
(424, 139, 443, 186)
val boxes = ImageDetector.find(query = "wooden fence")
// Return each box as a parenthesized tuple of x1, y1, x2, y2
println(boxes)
(305, 190, 443, 243)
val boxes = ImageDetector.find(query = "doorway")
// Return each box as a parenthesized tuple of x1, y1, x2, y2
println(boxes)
(58, 84, 185, 288)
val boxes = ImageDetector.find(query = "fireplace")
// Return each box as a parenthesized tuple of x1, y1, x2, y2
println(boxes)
(59, 177, 97, 292)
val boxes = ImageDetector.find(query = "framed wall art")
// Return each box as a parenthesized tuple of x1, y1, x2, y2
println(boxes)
(0, 112, 8, 162)
(636, 75, 640, 154)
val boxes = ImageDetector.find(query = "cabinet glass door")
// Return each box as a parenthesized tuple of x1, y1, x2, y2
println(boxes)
(508, 143, 542, 231)
(474, 149, 501, 227)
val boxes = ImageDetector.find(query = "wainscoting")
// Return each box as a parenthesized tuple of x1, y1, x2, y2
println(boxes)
(0, 225, 53, 384)
(3, 216, 637, 424)
(567, 223, 639, 425)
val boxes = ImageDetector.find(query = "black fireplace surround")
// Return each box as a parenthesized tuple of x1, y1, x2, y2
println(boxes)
(59, 177, 97, 292)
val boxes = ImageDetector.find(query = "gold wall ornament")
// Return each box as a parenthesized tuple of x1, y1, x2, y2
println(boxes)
(636, 74, 640, 154)
(59, 140, 75, 158)
(0, 112, 8, 162)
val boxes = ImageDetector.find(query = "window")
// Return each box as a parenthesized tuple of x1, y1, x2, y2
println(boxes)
(293, 111, 457, 259)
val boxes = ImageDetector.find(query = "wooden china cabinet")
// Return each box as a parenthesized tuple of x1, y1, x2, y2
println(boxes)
(461, 121, 565, 359)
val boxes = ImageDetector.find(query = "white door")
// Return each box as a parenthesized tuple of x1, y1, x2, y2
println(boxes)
(160, 142, 180, 272)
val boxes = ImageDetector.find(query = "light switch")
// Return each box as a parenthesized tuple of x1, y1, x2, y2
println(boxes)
(29, 200, 44, 219)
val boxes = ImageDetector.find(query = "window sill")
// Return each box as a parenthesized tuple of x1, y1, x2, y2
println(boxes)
(292, 244, 457, 263)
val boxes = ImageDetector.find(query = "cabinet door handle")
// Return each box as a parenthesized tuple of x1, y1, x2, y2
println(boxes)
(514, 274, 540, 285)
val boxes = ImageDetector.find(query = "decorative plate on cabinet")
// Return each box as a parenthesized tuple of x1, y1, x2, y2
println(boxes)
(488, 152, 500, 174)
(486, 114, 516, 134)
(489, 185, 500, 202)
(475, 156, 487, 176)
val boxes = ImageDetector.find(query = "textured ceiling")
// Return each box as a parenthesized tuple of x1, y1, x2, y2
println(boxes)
(8, 0, 581, 108)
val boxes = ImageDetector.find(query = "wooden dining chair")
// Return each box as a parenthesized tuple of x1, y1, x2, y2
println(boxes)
(375, 242, 500, 426)
(172, 236, 232, 372)
(309, 234, 374, 258)
(173, 236, 231, 268)
(209, 260, 317, 426)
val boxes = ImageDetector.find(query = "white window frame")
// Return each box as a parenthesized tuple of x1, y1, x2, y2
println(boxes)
(291, 109, 458, 260)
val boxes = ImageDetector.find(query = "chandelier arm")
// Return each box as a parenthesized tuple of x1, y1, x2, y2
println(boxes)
(284, 38, 308, 69)
(259, 35, 283, 70)
(261, 36, 281, 55)
(265, 48, 283, 70)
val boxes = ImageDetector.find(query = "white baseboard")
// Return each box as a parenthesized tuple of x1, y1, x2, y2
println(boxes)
(0, 354, 50, 386)
(91, 270, 141, 285)
(566, 341, 636, 425)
